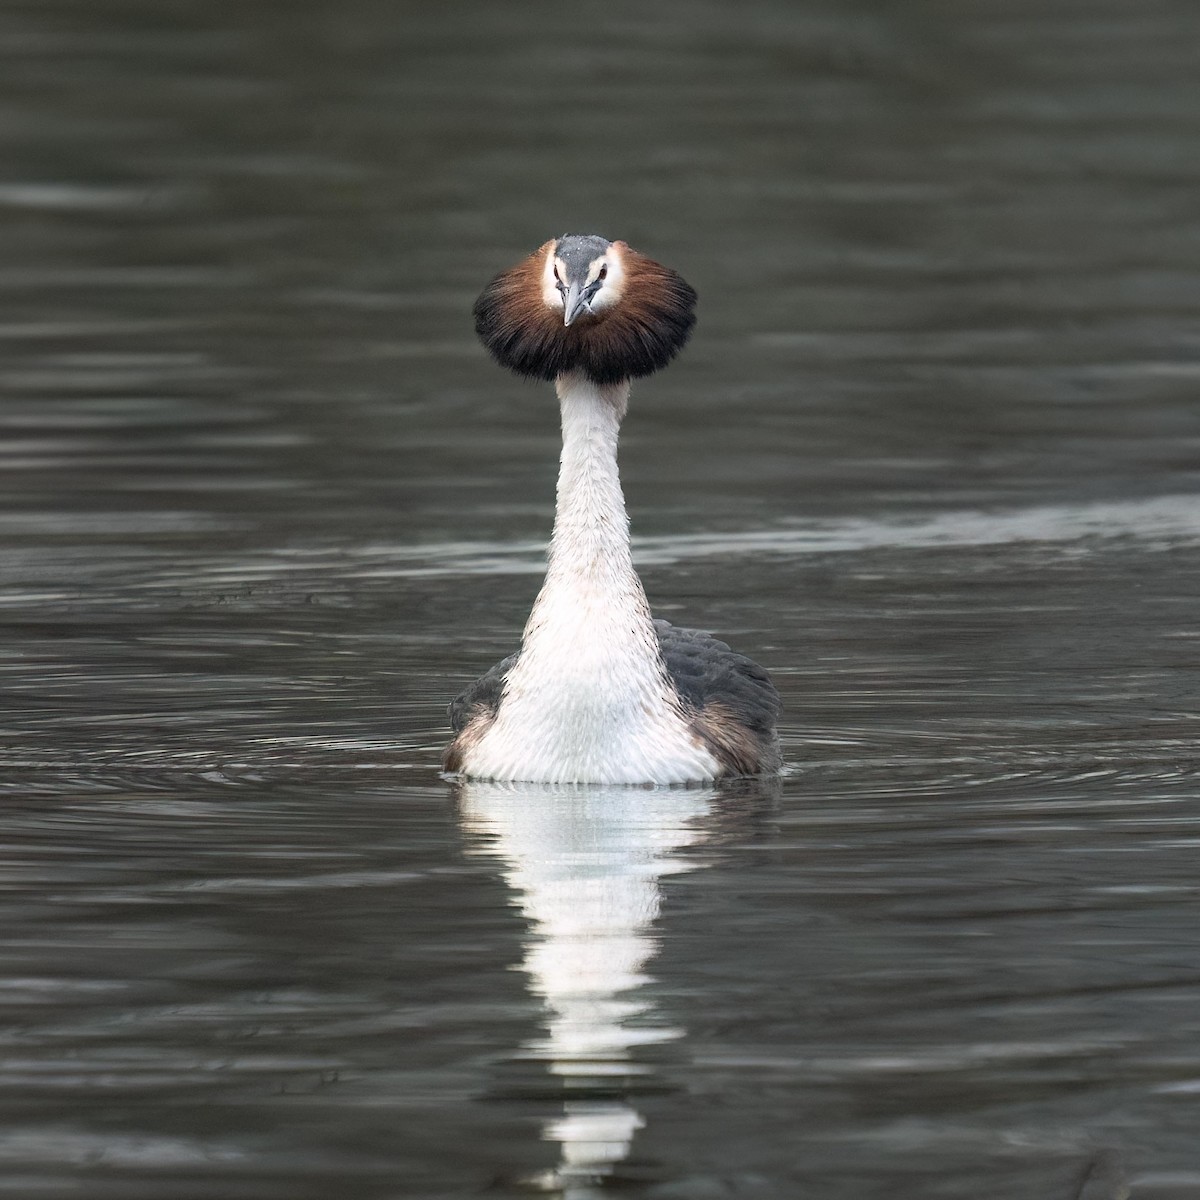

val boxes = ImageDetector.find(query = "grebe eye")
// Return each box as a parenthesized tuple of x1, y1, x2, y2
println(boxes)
(598, 265, 607, 281)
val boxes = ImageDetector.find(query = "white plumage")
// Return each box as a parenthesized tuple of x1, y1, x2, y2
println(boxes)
(459, 376, 720, 784)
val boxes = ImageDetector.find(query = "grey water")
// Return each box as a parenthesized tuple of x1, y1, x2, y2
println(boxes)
(2, 1, 1199, 1196)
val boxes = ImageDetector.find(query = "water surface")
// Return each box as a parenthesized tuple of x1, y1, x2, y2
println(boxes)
(2, 1, 1199, 1196)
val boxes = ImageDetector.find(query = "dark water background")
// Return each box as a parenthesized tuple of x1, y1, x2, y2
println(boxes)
(2, 1, 1199, 1196)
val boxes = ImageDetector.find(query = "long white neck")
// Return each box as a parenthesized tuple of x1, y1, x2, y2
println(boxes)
(524, 375, 660, 702)
(460, 373, 718, 784)
(545, 375, 637, 613)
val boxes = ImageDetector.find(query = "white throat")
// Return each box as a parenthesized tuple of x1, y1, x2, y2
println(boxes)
(460, 374, 718, 784)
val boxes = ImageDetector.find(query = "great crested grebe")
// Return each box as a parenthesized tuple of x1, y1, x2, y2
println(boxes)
(443, 234, 781, 784)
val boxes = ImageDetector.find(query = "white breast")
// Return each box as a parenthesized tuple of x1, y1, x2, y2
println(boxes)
(460, 584, 719, 784)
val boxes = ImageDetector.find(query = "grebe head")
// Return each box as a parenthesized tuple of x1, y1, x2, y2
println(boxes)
(473, 234, 697, 386)
(545, 234, 616, 327)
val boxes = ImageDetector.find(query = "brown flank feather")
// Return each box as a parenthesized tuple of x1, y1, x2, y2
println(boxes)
(441, 709, 496, 774)
(689, 701, 780, 776)
(473, 240, 697, 386)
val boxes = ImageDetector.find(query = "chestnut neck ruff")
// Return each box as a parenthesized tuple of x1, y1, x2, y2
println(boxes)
(473, 239, 696, 387)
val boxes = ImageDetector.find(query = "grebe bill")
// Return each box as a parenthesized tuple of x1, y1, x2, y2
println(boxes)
(444, 235, 781, 784)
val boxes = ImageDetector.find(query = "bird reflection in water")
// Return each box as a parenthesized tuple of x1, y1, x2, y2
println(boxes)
(458, 779, 772, 1194)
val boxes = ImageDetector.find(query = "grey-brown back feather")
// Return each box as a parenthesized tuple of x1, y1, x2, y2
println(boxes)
(448, 651, 518, 733)
(653, 619, 781, 742)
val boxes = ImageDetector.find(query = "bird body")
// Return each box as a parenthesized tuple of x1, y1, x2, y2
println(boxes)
(444, 235, 781, 784)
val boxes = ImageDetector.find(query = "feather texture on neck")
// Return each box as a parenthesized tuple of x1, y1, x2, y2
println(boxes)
(457, 374, 718, 784)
